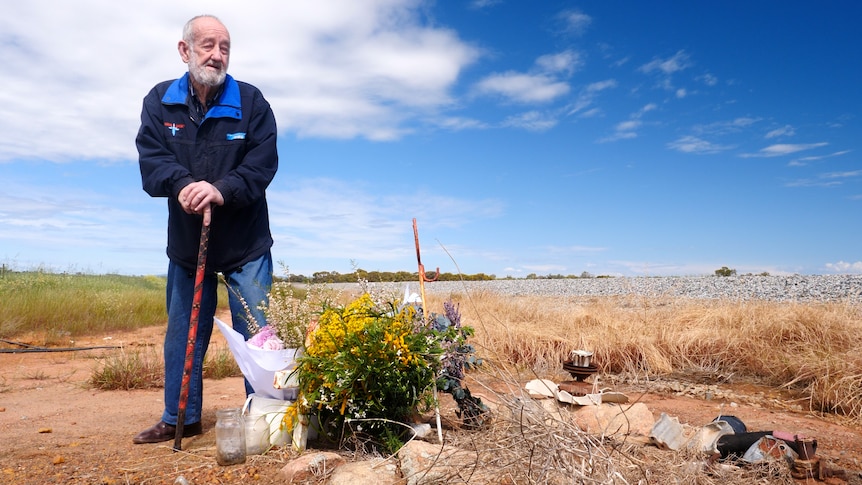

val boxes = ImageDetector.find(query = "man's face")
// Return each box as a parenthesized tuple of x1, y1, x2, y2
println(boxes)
(182, 17, 230, 88)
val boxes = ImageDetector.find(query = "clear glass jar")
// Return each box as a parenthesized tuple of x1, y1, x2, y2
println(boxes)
(215, 408, 246, 466)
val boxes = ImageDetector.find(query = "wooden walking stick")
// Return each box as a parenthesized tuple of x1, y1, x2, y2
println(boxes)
(174, 214, 211, 451)
(412, 218, 443, 443)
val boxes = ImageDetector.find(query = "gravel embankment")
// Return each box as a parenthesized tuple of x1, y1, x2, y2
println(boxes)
(354, 275, 862, 303)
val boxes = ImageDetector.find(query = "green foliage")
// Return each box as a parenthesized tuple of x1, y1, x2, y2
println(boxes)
(714, 266, 737, 277)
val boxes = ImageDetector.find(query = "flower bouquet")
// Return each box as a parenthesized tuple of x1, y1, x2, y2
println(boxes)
(283, 285, 486, 453)
(217, 279, 331, 400)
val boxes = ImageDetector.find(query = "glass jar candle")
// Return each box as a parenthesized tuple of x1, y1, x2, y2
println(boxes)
(215, 408, 246, 465)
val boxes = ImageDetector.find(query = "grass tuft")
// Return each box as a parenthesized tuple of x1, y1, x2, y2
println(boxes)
(88, 348, 164, 391)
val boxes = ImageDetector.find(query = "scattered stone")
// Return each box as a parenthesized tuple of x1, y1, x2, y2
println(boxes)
(37, 428, 52, 434)
(52, 455, 64, 465)
(354, 275, 862, 303)
(279, 451, 345, 483)
(397, 440, 477, 485)
(328, 459, 400, 485)
(570, 402, 654, 437)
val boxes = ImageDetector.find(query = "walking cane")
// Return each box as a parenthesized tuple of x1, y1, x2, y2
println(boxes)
(174, 212, 211, 451)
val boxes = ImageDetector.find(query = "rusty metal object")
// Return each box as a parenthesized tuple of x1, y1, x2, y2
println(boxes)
(557, 380, 593, 396)
(412, 218, 439, 327)
(562, 361, 598, 381)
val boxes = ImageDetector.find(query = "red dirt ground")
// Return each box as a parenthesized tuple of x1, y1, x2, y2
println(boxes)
(1, 324, 860, 484)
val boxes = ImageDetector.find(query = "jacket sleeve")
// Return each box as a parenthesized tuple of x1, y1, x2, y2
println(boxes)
(136, 88, 195, 199)
(211, 90, 278, 209)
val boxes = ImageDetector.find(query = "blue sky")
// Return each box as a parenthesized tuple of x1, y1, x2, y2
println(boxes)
(1, 1, 860, 277)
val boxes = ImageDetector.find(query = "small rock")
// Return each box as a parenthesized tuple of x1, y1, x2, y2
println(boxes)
(52, 456, 64, 465)
(571, 402, 654, 437)
(328, 459, 400, 485)
(398, 440, 478, 485)
(280, 451, 345, 483)
(38, 428, 52, 434)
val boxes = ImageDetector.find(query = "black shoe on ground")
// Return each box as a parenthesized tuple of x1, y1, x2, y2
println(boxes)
(132, 420, 202, 444)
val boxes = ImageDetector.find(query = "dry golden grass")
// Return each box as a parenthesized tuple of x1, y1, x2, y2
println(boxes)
(396, 290, 858, 484)
(424, 291, 862, 425)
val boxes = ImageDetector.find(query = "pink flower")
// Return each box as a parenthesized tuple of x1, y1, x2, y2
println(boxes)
(248, 325, 277, 348)
(262, 337, 285, 351)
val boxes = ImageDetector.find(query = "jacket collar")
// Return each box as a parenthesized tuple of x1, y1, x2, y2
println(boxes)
(161, 73, 242, 120)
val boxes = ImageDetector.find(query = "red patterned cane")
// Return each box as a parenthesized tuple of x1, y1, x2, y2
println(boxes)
(173, 216, 210, 451)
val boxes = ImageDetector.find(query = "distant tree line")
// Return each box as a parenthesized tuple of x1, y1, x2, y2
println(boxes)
(282, 269, 497, 284)
(714, 266, 770, 277)
(280, 269, 617, 283)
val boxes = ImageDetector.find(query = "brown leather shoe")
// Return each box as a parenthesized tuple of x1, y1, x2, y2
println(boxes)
(133, 420, 202, 444)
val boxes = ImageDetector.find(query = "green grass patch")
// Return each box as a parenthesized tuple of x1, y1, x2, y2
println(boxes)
(0, 270, 230, 342)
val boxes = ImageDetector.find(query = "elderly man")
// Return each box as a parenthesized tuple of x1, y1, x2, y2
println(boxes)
(134, 14, 278, 444)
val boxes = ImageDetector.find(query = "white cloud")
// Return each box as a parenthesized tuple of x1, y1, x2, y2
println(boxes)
(789, 149, 851, 166)
(502, 111, 558, 131)
(638, 50, 693, 92)
(0, 179, 166, 274)
(640, 103, 658, 114)
(765, 125, 795, 139)
(639, 50, 692, 75)
(0, 0, 479, 162)
(266, 178, 504, 270)
(692, 117, 760, 136)
(470, 0, 501, 8)
(535, 50, 583, 76)
(567, 79, 617, 115)
(825, 261, 862, 274)
(435, 117, 487, 130)
(667, 135, 732, 154)
(598, 131, 637, 143)
(698, 73, 718, 86)
(741, 142, 829, 158)
(474, 72, 570, 103)
(598, 103, 656, 142)
(616, 120, 642, 132)
(559, 10, 592, 36)
(785, 170, 860, 188)
(826, 170, 862, 178)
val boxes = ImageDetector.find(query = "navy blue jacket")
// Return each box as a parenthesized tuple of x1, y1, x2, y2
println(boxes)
(137, 73, 278, 272)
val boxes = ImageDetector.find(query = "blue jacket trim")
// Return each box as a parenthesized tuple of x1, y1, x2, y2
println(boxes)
(161, 73, 242, 120)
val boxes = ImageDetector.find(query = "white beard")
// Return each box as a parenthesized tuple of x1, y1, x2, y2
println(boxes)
(188, 51, 226, 87)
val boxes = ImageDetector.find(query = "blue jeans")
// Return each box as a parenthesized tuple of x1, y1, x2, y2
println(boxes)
(161, 251, 272, 426)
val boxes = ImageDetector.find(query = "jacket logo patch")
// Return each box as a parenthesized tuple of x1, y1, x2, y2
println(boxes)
(226, 132, 246, 140)
(163, 122, 185, 136)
